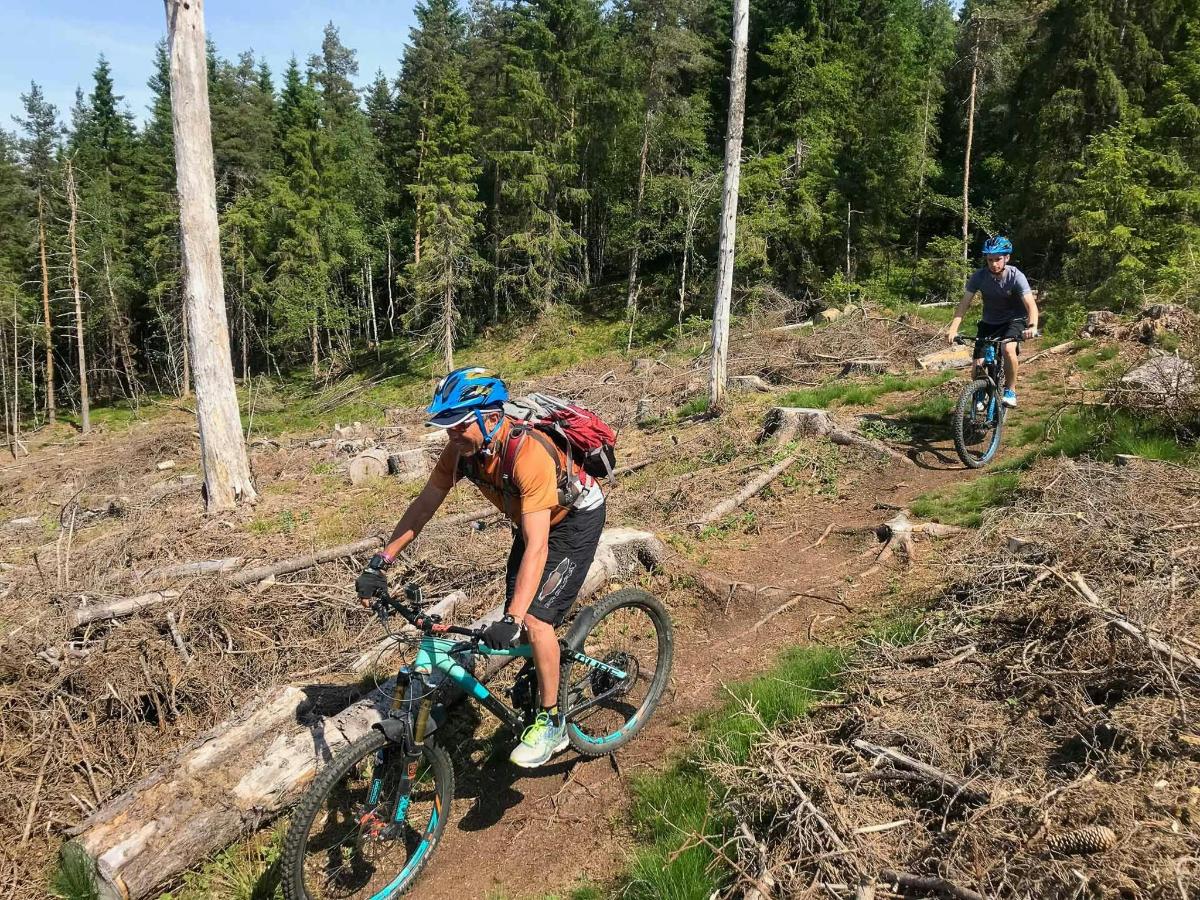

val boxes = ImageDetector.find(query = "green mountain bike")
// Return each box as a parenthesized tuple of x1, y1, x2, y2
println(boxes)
(280, 583, 673, 900)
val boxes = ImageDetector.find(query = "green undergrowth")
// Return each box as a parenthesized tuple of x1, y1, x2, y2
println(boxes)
(910, 471, 1023, 528)
(1019, 409, 1197, 466)
(616, 608, 932, 900)
(619, 645, 846, 899)
(779, 372, 952, 411)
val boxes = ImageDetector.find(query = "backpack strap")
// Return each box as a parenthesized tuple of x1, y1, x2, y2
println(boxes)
(499, 425, 579, 507)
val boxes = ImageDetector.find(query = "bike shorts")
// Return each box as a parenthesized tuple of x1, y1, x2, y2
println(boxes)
(505, 502, 606, 627)
(974, 317, 1026, 360)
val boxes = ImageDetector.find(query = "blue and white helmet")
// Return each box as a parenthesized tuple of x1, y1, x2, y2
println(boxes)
(425, 366, 509, 429)
(982, 235, 1013, 256)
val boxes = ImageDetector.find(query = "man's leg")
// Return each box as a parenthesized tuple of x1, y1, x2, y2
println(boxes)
(524, 615, 559, 706)
(1003, 342, 1019, 391)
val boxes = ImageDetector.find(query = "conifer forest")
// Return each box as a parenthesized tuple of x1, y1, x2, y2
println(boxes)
(2, 0, 1199, 430)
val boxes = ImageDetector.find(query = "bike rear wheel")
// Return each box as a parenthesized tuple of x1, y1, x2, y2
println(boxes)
(953, 377, 1005, 468)
(560, 587, 673, 756)
(281, 729, 453, 900)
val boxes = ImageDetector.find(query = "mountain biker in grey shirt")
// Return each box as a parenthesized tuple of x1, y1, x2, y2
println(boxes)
(947, 236, 1039, 408)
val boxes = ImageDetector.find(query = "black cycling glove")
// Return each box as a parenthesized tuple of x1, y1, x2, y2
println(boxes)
(482, 614, 524, 650)
(355, 553, 392, 601)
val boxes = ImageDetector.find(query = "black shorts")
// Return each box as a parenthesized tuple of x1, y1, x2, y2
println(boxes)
(505, 503, 606, 626)
(974, 318, 1026, 360)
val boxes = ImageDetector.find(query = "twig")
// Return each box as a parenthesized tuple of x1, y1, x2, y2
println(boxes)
(21, 744, 53, 843)
(879, 870, 984, 900)
(851, 739, 990, 804)
(166, 611, 193, 665)
(779, 522, 835, 550)
(56, 696, 102, 805)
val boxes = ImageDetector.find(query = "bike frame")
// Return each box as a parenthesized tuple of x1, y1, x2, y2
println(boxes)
(974, 340, 1005, 426)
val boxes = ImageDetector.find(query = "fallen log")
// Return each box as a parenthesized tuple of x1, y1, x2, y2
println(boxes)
(760, 407, 914, 467)
(65, 528, 665, 900)
(142, 557, 244, 581)
(71, 590, 182, 628)
(69, 536, 387, 628)
(695, 451, 803, 527)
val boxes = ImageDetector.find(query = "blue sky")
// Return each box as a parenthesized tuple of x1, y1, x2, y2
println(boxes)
(1, 1, 420, 130)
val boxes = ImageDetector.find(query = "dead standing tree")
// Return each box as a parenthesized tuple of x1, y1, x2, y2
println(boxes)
(64, 156, 90, 434)
(709, 0, 749, 410)
(165, 0, 257, 510)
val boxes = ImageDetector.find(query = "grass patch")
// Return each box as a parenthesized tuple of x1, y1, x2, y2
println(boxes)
(621, 643, 845, 898)
(1020, 409, 1196, 466)
(161, 827, 284, 900)
(910, 472, 1023, 528)
(779, 372, 952, 410)
(1073, 344, 1119, 371)
(50, 844, 100, 900)
(676, 395, 711, 419)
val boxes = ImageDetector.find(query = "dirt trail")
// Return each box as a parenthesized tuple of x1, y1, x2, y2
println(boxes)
(411, 360, 1068, 899)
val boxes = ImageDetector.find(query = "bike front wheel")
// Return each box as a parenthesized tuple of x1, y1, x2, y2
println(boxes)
(953, 377, 1005, 468)
(559, 587, 673, 756)
(281, 729, 453, 900)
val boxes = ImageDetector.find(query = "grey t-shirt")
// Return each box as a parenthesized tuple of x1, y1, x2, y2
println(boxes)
(965, 265, 1032, 324)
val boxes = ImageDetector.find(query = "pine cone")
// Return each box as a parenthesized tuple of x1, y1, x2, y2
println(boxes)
(1047, 825, 1117, 855)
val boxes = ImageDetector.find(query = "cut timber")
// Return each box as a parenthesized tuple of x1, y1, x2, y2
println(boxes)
(695, 451, 802, 526)
(917, 345, 973, 372)
(770, 319, 813, 333)
(729, 374, 771, 393)
(1025, 340, 1073, 363)
(71, 536, 384, 627)
(71, 591, 182, 628)
(760, 407, 914, 467)
(386, 448, 431, 482)
(348, 448, 389, 485)
(65, 527, 664, 900)
(142, 557, 244, 581)
(839, 358, 888, 376)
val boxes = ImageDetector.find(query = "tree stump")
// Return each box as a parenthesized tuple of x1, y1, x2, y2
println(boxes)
(387, 448, 432, 482)
(917, 346, 973, 371)
(349, 448, 390, 484)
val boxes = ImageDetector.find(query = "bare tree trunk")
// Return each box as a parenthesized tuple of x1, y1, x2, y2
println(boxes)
(914, 62, 935, 257)
(0, 315, 11, 456)
(102, 245, 138, 396)
(38, 194, 55, 423)
(10, 289, 19, 441)
(366, 257, 379, 355)
(709, 0, 749, 410)
(310, 318, 319, 377)
(384, 229, 396, 335)
(165, 0, 257, 511)
(491, 163, 502, 323)
(64, 157, 90, 434)
(626, 105, 653, 317)
(442, 278, 455, 373)
(961, 24, 980, 262)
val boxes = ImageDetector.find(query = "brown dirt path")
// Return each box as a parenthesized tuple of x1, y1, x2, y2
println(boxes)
(406, 357, 1069, 899)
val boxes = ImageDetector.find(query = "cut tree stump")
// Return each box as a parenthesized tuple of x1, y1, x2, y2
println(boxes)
(729, 374, 772, 393)
(840, 512, 964, 577)
(64, 528, 665, 900)
(759, 407, 914, 467)
(839, 358, 888, 377)
(386, 448, 432, 482)
(917, 346, 973, 371)
(349, 448, 390, 484)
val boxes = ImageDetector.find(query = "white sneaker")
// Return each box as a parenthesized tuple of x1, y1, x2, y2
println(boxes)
(509, 711, 569, 768)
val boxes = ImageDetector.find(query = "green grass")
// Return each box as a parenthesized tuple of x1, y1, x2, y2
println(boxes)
(160, 827, 284, 900)
(1073, 343, 1119, 371)
(676, 395, 711, 419)
(50, 844, 100, 900)
(1018, 409, 1196, 466)
(618, 645, 845, 899)
(778, 372, 952, 410)
(909, 471, 1024, 528)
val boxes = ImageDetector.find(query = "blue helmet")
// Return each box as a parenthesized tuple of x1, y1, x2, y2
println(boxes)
(426, 366, 509, 431)
(982, 235, 1013, 256)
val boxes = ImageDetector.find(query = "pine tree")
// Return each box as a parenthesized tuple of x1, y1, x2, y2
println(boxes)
(15, 82, 61, 421)
(404, 0, 486, 369)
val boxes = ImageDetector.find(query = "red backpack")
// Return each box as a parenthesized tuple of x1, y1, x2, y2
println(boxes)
(458, 393, 618, 507)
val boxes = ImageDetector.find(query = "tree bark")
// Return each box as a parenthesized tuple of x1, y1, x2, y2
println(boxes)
(38, 194, 55, 424)
(961, 24, 980, 262)
(709, 0, 749, 410)
(64, 157, 90, 434)
(626, 105, 653, 317)
(65, 528, 665, 900)
(442, 278, 455, 373)
(384, 228, 396, 335)
(102, 245, 138, 397)
(365, 257, 379, 354)
(165, 0, 257, 511)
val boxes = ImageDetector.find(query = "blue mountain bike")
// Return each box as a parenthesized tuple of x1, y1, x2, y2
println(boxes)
(951, 334, 1026, 468)
(280, 583, 673, 899)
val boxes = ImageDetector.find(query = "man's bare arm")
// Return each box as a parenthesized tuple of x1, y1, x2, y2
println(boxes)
(380, 480, 451, 561)
(948, 289, 976, 344)
(1022, 291, 1039, 336)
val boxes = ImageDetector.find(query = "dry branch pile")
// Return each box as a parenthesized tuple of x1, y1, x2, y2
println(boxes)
(710, 459, 1200, 899)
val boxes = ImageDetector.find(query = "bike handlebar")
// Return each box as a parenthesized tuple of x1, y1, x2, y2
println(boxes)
(369, 586, 487, 639)
(953, 331, 1039, 347)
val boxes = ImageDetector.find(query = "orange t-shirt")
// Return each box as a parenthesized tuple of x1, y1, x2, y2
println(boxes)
(430, 420, 566, 521)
